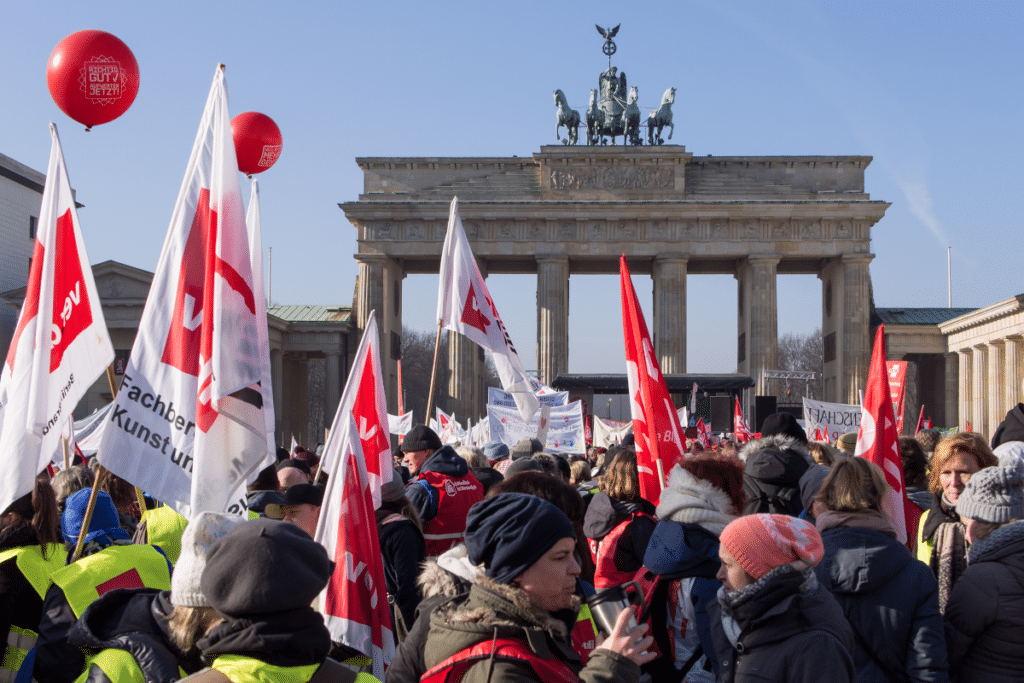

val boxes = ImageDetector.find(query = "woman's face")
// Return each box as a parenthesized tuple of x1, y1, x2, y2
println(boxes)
(716, 547, 754, 593)
(515, 537, 580, 612)
(939, 452, 981, 504)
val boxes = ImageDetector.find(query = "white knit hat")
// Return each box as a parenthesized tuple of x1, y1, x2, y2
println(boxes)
(171, 512, 244, 607)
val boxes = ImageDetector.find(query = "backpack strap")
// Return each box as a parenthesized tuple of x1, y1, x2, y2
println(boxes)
(412, 479, 439, 519)
(421, 637, 577, 683)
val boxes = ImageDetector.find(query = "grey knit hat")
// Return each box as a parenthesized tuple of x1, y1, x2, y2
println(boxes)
(956, 466, 1024, 524)
(171, 512, 244, 607)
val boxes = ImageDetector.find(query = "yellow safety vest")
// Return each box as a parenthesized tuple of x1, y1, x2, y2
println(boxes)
(916, 508, 935, 565)
(140, 506, 189, 565)
(51, 544, 171, 618)
(210, 655, 380, 683)
(73, 647, 186, 683)
(0, 544, 66, 683)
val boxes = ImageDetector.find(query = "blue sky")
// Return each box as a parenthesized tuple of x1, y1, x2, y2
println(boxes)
(3, 0, 1021, 376)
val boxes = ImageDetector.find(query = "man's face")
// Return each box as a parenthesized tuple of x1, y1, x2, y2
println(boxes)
(403, 448, 431, 476)
(282, 503, 320, 538)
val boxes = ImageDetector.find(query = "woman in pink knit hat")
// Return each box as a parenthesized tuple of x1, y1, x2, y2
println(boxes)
(708, 513, 855, 683)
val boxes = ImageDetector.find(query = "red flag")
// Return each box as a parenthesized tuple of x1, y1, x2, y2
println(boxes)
(0, 123, 114, 513)
(316, 412, 393, 678)
(396, 360, 405, 445)
(695, 418, 711, 449)
(965, 420, 972, 432)
(855, 325, 913, 543)
(885, 361, 908, 433)
(733, 397, 751, 443)
(924, 417, 933, 430)
(619, 255, 685, 501)
(914, 404, 926, 436)
(333, 311, 393, 508)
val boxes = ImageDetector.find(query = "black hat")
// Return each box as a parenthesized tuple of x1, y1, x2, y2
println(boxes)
(511, 437, 543, 460)
(504, 458, 544, 478)
(760, 413, 807, 444)
(465, 493, 576, 585)
(263, 484, 324, 519)
(201, 518, 334, 616)
(400, 425, 443, 453)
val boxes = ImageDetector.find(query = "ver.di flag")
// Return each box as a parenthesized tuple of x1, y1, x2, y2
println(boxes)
(0, 123, 114, 513)
(855, 325, 914, 543)
(316, 412, 393, 678)
(620, 255, 685, 502)
(437, 197, 538, 422)
(97, 67, 271, 515)
(245, 178, 277, 466)
(733, 396, 752, 443)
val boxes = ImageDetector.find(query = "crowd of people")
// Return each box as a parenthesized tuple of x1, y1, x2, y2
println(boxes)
(4, 404, 1024, 683)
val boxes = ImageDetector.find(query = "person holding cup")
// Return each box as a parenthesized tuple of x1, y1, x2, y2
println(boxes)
(420, 493, 655, 683)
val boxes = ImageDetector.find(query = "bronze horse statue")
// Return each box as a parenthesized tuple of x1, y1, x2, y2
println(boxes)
(622, 86, 642, 146)
(647, 87, 676, 145)
(585, 89, 604, 146)
(554, 89, 580, 145)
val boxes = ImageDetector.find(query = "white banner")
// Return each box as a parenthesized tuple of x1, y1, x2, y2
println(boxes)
(388, 411, 413, 436)
(802, 397, 862, 443)
(470, 419, 489, 446)
(593, 416, 633, 449)
(487, 401, 585, 454)
(487, 386, 567, 408)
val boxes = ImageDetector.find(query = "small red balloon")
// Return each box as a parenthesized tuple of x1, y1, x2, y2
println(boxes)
(231, 112, 283, 175)
(46, 30, 140, 129)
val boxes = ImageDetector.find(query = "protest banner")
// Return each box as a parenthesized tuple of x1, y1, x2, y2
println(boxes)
(593, 416, 633, 449)
(487, 386, 567, 408)
(802, 397, 862, 443)
(886, 360, 908, 434)
(487, 401, 585, 454)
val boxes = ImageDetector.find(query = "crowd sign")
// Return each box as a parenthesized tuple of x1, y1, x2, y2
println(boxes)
(487, 401, 585, 454)
(802, 397, 862, 443)
(487, 387, 567, 408)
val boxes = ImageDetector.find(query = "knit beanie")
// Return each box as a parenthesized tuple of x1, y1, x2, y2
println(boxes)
(482, 441, 510, 463)
(201, 518, 333, 617)
(61, 489, 129, 546)
(504, 458, 544, 478)
(719, 513, 823, 580)
(381, 470, 406, 503)
(465, 493, 576, 584)
(401, 425, 442, 453)
(956, 466, 1024, 523)
(760, 413, 807, 444)
(511, 437, 543, 460)
(171, 512, 244, 607)
(837, 432, 858, 454)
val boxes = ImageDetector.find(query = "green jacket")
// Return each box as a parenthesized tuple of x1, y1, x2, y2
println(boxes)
(422, 576, 639, 683)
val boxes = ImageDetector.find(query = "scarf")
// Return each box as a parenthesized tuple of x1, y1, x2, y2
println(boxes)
(930, 495, 967, 613)
(815, 509, 897, 537)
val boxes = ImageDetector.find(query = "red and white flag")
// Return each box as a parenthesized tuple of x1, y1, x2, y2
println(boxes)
(855, 325, 913, 543)
(885, 360, 908, 434)
(316, 412, 393, 678)
(97, 67, 272, 516)
(695, 418, 711, 449)
(437, 198, 538, 421)
(924, 417, 933, 430)
(245, 178, 278, 465)
(620, 255, 685, 502)
(914, 404, 926, 437)
(333, 311, 393, 508)
(0, 123, 114, 513)
(733, 397, 751, 443)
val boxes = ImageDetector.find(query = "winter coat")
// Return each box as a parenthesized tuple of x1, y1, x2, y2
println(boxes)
(583, 492, 656, 586)
(377, 513, 426, 629)
(990, 403, 1024, 449)
(385, 544, 482, 683)
(708, 565, 855, 683)
(66, 588, 202, 683)
(420, 576, 640, 683)
(814, 512, 948, 683)
(944, 520, 1024, 683)
(738, 435, 812, 517)
(405, 445, 484, 557)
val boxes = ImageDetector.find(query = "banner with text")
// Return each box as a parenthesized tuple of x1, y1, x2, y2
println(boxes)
(487, 401, 585, 454)
(802, 397, 862, 443)
(487, 387, 568, 409)
(885, 361, 908, 434)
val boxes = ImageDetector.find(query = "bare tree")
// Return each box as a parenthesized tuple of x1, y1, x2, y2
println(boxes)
(398, 326, 449, 424)
(773, 328, 823, 404)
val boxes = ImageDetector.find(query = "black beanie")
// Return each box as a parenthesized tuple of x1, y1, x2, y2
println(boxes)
(201, 518, 334, 617)
(760, 413, 807, 444)
(400, 425, 443, 453)
(465, 493, 576, 584)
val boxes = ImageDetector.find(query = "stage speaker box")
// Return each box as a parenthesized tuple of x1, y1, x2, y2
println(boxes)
(754, 395, 777, 432)
(710, 396, 732, 433)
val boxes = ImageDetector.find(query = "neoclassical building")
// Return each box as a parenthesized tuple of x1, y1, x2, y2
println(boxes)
(1, 260, 354, 447)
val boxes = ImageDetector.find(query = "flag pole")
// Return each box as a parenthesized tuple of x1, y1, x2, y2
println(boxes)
(70, 464, 108, 562)
(424, 319, 443, 422)
(61, 437, 70, 471)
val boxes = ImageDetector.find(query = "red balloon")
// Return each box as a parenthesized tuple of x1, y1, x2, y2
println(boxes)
(231, 112, 283, 175)
(46, 30, 139, 129)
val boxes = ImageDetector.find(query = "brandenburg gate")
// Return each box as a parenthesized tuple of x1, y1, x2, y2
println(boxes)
(340, 145, 890, 418)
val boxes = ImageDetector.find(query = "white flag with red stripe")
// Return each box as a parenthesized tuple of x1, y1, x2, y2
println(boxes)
(620, 255, 685, 503)
(245, 178, 277, 464)
(333, 311, 393, 507)
(0, 123, 114, 513)
(855, 325, 912, 543)
(97, 67, 272, 515)
(733, 397, 751, 443)
(437, 197, 538, 422)
(316, 411, 393, 678)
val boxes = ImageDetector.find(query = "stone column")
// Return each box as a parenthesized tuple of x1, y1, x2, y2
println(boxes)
(737, 257, 778, 396)
(285, 353, 309, 446)
(972, 345, 988, 435)
(355, 254, 404, 413)
(449, 260, 487, 419)
(271, 349, 284, 446)
(325, 351, 342, 425)
(841, 256, 873, 405)
(958, 349, 972, 431)
(652, 256, 687, 374)
(902, 359, 918, 436)
(354, 255, 385, 330)
(537, 255, 569, 386)
(988, 341, 1005, 431)
(944, 352, 959, 429)
(1005, 335, 1024, 414)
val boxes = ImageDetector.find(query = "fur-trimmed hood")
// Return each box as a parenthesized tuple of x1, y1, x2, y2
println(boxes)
(418, 543, 484, 600)
(657, 464, 737, 535)
(738, 433, 813, 466)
